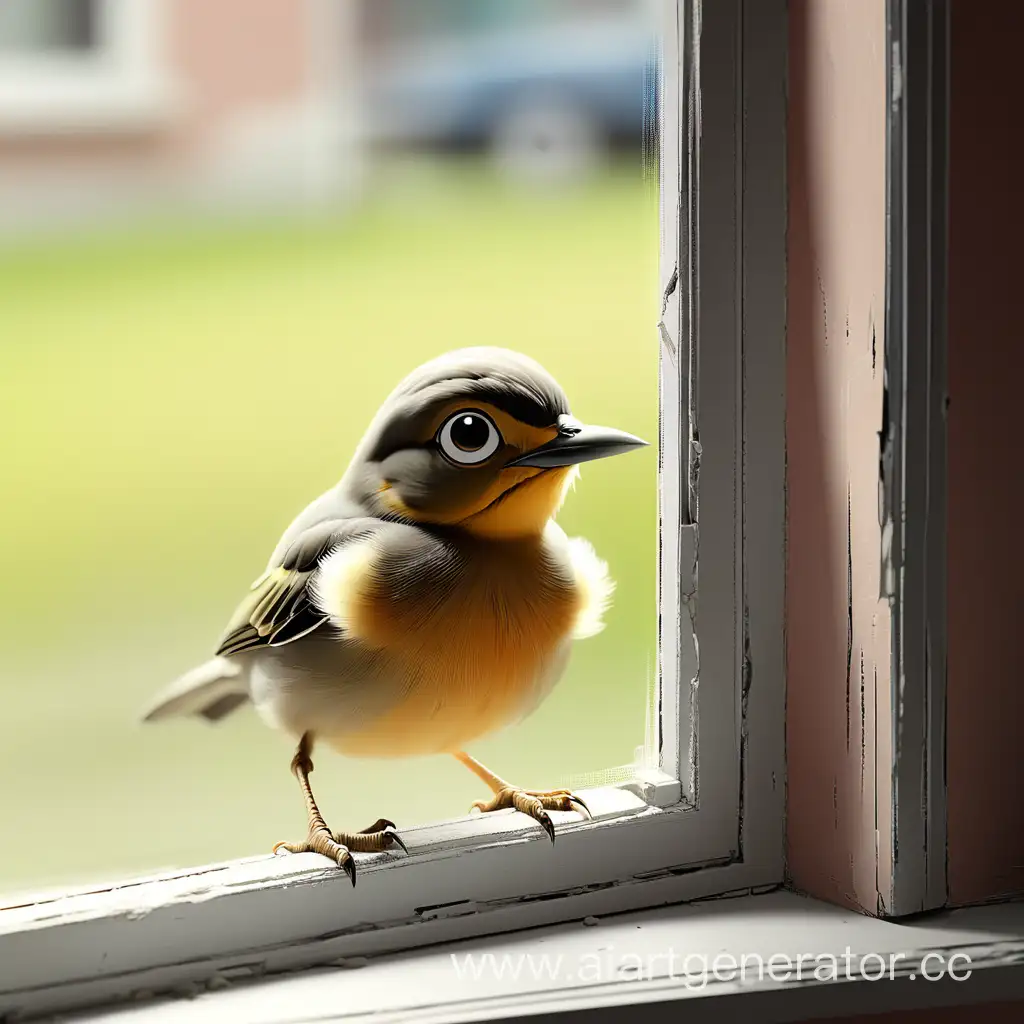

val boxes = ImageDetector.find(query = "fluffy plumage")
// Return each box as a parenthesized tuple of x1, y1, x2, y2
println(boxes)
(142, 347, 624, 758)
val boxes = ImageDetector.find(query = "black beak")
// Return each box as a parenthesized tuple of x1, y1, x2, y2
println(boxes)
(506, 416, 649, 469)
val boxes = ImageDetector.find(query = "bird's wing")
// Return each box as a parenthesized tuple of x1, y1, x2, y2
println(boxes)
(215, 517, 383, 657)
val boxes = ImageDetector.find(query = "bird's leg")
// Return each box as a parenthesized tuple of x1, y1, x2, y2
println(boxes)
(453, 751, 591, 844)
(273, 732, 406, 885)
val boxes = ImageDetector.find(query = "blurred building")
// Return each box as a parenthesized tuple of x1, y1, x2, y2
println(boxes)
(0, 0, 658, 233)
(0, 0, 363, 232)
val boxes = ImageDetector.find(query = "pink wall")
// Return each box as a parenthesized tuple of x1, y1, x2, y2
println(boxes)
(946, 0, 1024, 907)
(785, 0, 893, 914)
(166, 0, 313, 156)
(788, 0, 1024, 915)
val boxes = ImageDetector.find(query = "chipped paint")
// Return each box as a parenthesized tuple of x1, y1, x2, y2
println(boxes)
(658, 266, 680, 365)
(42, 895, 1024, 1021)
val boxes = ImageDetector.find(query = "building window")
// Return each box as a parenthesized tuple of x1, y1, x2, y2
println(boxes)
(0, 0, 98, 54)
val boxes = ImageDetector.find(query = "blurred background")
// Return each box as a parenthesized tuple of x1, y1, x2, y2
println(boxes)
(0, 0, 661, 895)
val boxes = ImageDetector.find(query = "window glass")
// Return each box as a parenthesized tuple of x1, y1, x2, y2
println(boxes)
(0, 0, 661, 894)
(0, 0, 97, 54)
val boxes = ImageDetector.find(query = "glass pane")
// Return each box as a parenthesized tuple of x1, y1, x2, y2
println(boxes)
(0, 0, 661, 894)
(0, 0, 97, 54)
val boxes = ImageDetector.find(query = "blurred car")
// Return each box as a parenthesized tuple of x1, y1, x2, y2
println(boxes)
(362, 7, 659, 182)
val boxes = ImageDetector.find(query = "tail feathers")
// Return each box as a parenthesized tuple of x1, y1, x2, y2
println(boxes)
(141, 656, 248, 724)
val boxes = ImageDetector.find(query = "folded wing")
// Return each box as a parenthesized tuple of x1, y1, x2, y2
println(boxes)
(216, 517, 384, 656)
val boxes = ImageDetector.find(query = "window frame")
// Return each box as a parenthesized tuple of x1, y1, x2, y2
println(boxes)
(655, 0, 787, 868)
(0, 0, 179, 135)
(882, 0, 951, 917)
(0, 0, 789, 1017)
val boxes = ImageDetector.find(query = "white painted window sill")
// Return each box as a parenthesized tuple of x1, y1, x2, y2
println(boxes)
(34, 891, 1023, 1023)
(6, 868, 1024, 1024)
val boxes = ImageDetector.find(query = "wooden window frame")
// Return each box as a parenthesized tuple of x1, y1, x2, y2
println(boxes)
(883, 0, 951, 916)
(0, 0, 790, 1017)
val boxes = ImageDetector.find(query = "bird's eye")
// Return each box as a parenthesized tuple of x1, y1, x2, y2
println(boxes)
(437, 409, 502, 465)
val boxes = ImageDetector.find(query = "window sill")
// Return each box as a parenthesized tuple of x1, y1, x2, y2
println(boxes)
(0, 67, 182, 136)
(14, 891, 1024, 1023)
(0, 775, 783, 1020)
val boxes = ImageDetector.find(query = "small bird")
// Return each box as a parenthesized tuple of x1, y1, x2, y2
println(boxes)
(142, 347, 647, 883)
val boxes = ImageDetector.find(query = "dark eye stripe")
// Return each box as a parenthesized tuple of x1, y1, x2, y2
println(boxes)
(463, 386, 563, 428)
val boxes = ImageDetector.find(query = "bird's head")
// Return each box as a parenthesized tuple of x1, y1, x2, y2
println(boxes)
(343, 347, 648, 539)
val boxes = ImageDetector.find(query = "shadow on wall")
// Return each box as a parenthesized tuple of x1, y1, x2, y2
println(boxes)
(784, 0, 891, 915)
(945, 0, 1024, 908)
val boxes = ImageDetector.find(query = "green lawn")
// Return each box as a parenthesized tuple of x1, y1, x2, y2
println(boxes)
(0, 161, 660, 893)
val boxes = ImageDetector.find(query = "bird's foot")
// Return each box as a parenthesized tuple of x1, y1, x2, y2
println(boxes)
(273, 817, 407, 886)
(471, 787, 591, 843)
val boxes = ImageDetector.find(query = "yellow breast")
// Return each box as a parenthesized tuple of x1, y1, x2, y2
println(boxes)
(313, 525, 612, 757)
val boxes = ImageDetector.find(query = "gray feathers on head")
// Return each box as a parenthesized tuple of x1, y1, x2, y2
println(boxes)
(357, 347, 571, 464)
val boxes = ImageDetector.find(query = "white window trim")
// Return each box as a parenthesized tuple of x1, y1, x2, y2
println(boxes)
(24, 891, 1016, 1023)
(0, 0, 181, 135)
(0, 0, 789, 1017)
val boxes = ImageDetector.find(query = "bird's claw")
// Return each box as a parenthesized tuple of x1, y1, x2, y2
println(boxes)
(471, 786, 590, 844)
(355, 817, 408, 854)
(273, 826, 356, 883)
(385, 829, 409, 854)
(378, 825, 408, 854)
(273, 816, 407, 884)
(341, 853, 357, 887)
(568, 795, 592, 819)
(537, 810, 556, 845)
(360, 817, 397, 833)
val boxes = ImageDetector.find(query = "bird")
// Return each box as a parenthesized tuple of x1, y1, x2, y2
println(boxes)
(141, 347, 648, 884)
